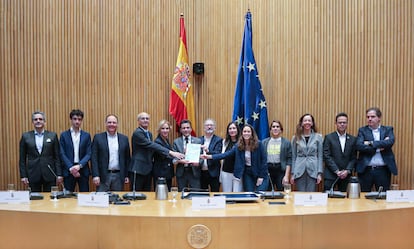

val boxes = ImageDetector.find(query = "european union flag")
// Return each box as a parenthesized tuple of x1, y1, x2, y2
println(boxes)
(232, 11, 270, 140)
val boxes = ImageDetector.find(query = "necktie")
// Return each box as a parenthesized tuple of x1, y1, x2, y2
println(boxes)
(184, 137, 189, 151)
(145, 131, 151, 141)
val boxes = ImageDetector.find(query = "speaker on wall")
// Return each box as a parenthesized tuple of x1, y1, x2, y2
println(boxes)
(193, 63, 204, 75)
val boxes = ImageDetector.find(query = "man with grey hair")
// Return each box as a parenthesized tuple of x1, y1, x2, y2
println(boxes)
(200, 118, 223, 192)
(19, 111, 62, 192)
(129, 112, 184, 191)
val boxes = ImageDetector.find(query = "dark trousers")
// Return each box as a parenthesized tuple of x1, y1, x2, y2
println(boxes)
(64, 174, 90, 192)
(267, 163, 284, 191)
(177, 168, 200, 192)
(30, 178, 54, 192)
(358, 166, 391, 192)
(323, 177, 350, 192)
(131, 172, 152, 191)
(243, 166, 268, 192)
(98, 172, 123, 192)
(200, 170, 220, 192)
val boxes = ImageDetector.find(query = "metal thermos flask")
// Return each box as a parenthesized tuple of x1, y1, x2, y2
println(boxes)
(155, 177, 168, 200)
(347, 176, 361, 199)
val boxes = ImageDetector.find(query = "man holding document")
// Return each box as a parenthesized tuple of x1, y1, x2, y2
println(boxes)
(173, 119, 202, 191)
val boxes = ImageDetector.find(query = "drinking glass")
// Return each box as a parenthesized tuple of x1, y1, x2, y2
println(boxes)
(390, 184, 399, 190)
(51, 186, 59, 202)
(7, 184, 15, 192)
(170, 187, 178, 202)
(283, 183, 291, 199)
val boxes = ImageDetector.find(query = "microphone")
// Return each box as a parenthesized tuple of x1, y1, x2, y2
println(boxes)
(268, 172, 275, 198)
(181, 187, 210, 199)
(47, 165, 76, 198)
(123, 171, 146, 200)
(324, 176, 346, 198)
(374, 186, 384, 202)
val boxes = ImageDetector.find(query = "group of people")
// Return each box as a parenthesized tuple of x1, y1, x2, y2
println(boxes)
(19, 107, 397, 194)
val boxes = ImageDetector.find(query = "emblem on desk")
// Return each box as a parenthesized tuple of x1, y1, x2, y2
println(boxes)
(187, 224, 211, 249)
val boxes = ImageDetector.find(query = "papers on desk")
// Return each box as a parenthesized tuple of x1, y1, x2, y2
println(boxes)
(386, 190, 414, 202)
(78, 193, 109, 207)
(0, 191, 30, 204)
(294, 193, 328, 206)
(185, 143, 201, 163)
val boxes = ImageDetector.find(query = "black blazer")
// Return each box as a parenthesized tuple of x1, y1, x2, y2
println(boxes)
(356, 125, 397, 175)
(200, 135, 223, 177)
(323, 132, 357, 180)
(91, 132, 131, 183)
(19, 130, 62, 183)
(152, 135, 174, 179)
(129, 127, 170, 175)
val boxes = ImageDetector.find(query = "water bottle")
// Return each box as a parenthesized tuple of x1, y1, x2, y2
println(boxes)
(155, 177, 168, 200)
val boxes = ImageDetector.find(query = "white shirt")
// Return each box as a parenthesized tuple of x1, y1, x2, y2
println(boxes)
(107, 132, 120, 170)
(369, 126, 386, 166)
(202, 136, 211, 170)
(71, 127, 81, 163)
(34, 130, 44, 154)
(336, 131, 347, 153)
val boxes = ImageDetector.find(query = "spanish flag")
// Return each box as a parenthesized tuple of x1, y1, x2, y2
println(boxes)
(169, 14, 196, 135)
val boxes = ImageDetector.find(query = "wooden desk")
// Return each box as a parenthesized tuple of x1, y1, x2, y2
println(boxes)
(0, 192, 413, 249)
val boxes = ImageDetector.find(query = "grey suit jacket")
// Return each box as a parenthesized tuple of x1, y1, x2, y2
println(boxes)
(173, 136, 202, 178)
(19, 130, 62, 183)
(129, 127, 170, 175)
(261, 137, 292, 171)
(323, 132, 357, 180)
(291, 132, 323, 179)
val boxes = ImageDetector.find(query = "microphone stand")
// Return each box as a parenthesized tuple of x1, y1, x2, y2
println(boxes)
(268, 172, 275, 198)
(47, 165, 75, 198)
(123, 171, 146, 200)
(325, 176, 346, 198)
(374, 186, 384, 202)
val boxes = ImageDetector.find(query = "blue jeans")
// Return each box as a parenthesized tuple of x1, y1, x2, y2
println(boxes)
(243, 166, 268, 192)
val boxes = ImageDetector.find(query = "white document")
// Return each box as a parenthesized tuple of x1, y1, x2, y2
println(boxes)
(192, 196, 226, 210)
(294, 193, 328, 206)
(78, 193, 109, 207)
(185, 143, 201, 163)
(0, 191, 30, 204)
(386, 190, 414, 202)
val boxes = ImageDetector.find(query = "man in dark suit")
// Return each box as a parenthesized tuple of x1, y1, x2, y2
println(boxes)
(60, 109, 92, 192)
(173, 119, 202, 191)
(19, 111, 62, 192)
(91, 114, 131, 192)
(356, 107, 397, 192)
(323, 112, 357, 192)
(199, 119, 222, 192)
(129, 112, 184, 191)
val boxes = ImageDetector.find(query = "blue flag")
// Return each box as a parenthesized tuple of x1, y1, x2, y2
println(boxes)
(232, 11, 270, 140)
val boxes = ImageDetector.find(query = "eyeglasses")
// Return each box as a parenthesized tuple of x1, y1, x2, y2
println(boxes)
(140, 117, 150, 120)
(33, 118, 44, 121)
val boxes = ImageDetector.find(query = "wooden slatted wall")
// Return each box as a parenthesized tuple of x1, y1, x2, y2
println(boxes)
(0, 0, 412, 190)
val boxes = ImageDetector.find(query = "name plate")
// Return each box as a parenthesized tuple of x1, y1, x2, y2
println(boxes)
(78, 193, 109, 207)
(0, 191, 30, 204)
(386, 190, 414, 202)
(192, 196, 226, 210)
(294, 193, 328, 206)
